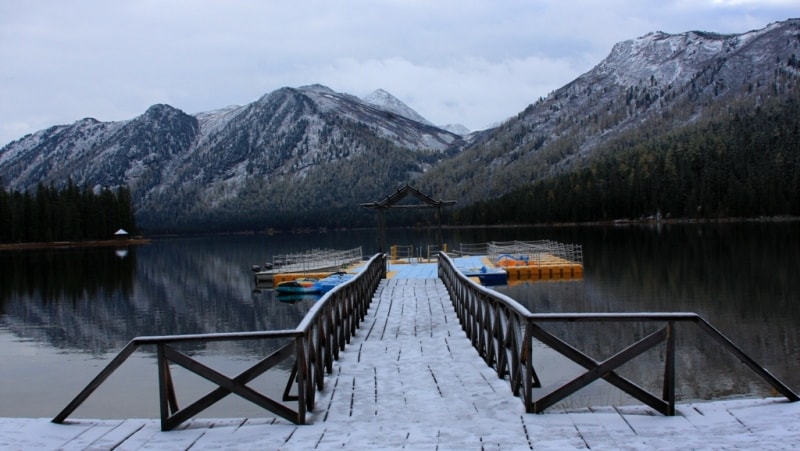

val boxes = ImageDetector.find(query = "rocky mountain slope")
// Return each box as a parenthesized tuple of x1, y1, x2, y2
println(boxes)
(1, 19, 798, 232)
(412, 19, 800, 207)
(414, 19, 800, 205)
(1, 84, 463, 231)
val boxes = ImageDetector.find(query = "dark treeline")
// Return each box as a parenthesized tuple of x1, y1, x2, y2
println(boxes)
(453, 83, 800, 225)
(0, 181, 136, 244)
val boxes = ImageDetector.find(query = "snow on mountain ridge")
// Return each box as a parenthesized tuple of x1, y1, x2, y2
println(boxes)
(598, 29, 729, 87)
(597, 20, 797, 89)
(440, 123, 471, 135)
(362, 89, 434, 126)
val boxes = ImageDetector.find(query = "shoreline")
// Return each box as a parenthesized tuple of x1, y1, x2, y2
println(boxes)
(0, 238, 151, 251)
(2, 216, 797, 248)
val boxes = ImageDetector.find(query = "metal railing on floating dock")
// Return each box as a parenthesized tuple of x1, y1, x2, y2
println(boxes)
(486, 240, 583, 266)
(254, 247, 363, 286)
(456, 240, 584, 281)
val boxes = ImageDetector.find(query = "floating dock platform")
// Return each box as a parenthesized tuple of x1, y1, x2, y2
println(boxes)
(499, 255, 584, 281)
(253, 247, 363, 286)
(451, 240, 584, 285)
(258, 241, 583, 288)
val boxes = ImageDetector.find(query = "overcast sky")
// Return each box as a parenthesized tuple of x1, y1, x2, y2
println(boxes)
(1, 1, 797, 146)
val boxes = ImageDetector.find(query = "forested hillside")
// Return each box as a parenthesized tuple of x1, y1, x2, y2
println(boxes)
(415, 21, 800, 225)
(134, 118, 446, 232)
(0, 182, 136, 243)
(451, 79, 800, 224)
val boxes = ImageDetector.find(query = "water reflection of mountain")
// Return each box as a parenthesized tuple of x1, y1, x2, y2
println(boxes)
(0, 240, 314, 356)
(499, 222, 800, 400)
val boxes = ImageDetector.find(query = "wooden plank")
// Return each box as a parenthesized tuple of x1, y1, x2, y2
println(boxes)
(116, 420, 205, 451)
(172, 418, 293, 450)
(613, 405, 706, 449)
(523, 413, 591, 449)
(0, 418, 99, 450)
(80, 419, 154, 450)
(54, 420, 128, 450)
(565, 408, 647, 449)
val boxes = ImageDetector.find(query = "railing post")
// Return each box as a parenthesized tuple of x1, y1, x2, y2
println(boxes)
(295, 335, 307, 424)
(663, 321, 675, 415)
(522, 321, 534, 413)
(157, 344, 170, 430)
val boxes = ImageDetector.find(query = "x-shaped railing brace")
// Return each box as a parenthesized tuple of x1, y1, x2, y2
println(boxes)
(528, 323, 674, 415)
(157, 343, 300, 431)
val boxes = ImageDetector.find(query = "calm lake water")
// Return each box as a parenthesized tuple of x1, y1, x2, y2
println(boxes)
(1, 223, 798, 418)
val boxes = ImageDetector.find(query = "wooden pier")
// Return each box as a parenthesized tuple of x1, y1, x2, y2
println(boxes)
(3, 259, 798, 449)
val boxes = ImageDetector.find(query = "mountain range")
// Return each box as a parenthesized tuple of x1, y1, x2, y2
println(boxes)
(1, 18, 799, 232)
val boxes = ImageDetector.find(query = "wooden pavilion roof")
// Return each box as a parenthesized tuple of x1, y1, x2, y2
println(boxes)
(360, 184, 456, 210)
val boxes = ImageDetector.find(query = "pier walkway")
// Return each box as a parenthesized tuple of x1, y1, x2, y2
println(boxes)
(2, 262, 799, 449)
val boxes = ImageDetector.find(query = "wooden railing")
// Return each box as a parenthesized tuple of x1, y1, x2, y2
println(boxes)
(53, 253, 386, 431)
(438, 252, 798, 415)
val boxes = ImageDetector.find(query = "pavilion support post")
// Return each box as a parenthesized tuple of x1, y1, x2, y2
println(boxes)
(378, 210, 385, 253)
(436, 205, 443, 248)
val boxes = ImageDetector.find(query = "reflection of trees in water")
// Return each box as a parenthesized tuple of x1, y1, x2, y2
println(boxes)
(0, 240, 314, 357)
(0, 246, 137, 354)
(0, 247, 135, 304)
(585, 222, 800, 319)
(499, 222, 800, 401)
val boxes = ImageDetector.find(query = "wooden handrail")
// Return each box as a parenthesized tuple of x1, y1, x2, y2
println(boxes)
(437, 251, 798, 414)
(53, 253, 386, 430)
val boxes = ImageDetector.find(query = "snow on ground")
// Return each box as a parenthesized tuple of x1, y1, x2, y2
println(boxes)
(2, 397, 798, 450)
(1, 263, 798, 449)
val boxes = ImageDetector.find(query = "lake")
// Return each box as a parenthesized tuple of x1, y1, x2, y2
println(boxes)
(1, 222, 798, 418)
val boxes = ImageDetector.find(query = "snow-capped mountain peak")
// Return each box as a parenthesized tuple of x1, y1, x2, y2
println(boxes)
(362, 89, 434, 126)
